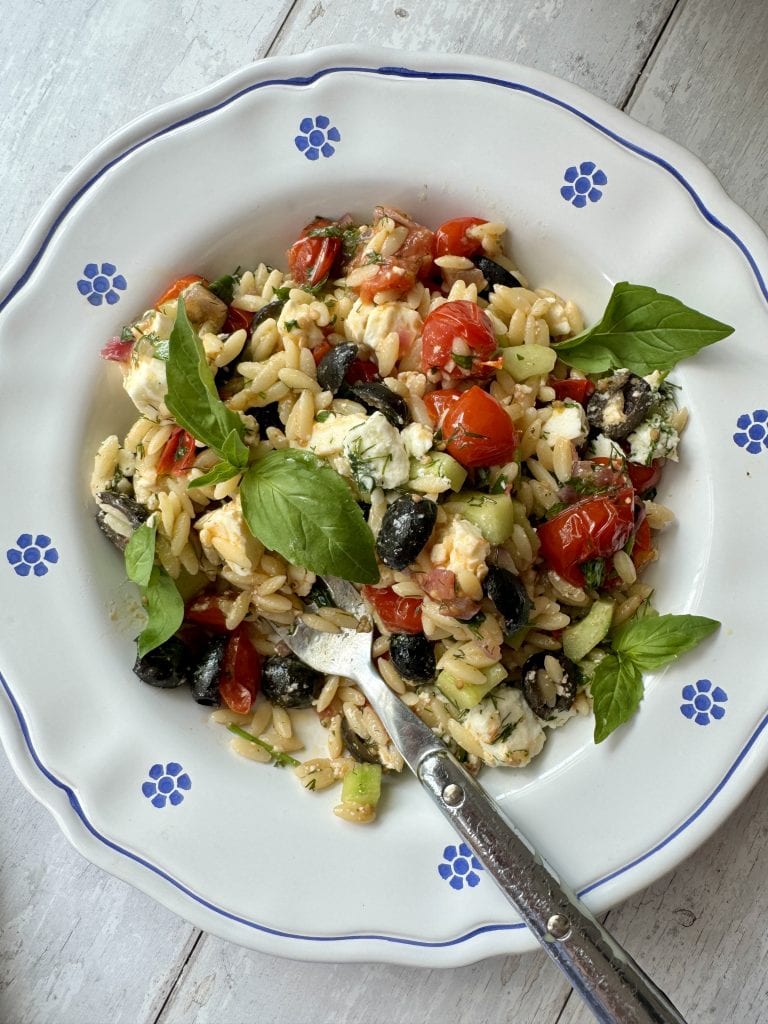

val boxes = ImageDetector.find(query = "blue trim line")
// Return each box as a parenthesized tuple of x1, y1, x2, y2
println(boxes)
(1, 64, 766, 314)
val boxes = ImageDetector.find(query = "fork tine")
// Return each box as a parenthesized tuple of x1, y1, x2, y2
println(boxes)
(321, 576, 367, 616)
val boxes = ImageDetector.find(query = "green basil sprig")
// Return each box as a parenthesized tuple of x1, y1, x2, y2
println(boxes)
(592, 613, 720, 742)
(240, 449, 380, 584)
(124, 519, 184, 657)
(554, 283, 734, 375)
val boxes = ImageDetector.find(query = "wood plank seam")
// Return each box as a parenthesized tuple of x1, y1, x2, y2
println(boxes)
(620, 0, 686, 110)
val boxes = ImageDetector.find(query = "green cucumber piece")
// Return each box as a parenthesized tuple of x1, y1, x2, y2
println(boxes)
(444, 491, 516, 545)
(341, 762, 382, 807)
(562, 598, 615, 662)
(436, 662, 507, 711)
(501, 344, 557, 382)
(409, 453, 467, 493)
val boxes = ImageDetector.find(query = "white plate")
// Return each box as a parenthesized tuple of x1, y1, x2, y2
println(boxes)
(1, 46, 767, 966)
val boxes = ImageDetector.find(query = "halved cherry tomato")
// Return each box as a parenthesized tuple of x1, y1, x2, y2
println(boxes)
(155, 274, 205, 308)
(434, 217, 487, 259)
(355, 218, 434, 301)
(442, 386, 517, 468)
(630, 516, 655, 571)
(626, 459, 663, 496)
(537, 487, 635, 587)
(100, 337, 134, 362)
(287, 218, 342, 288)
(222, 306, 254, 334)
(219, 625, 262, 714)
(156, 428, 197, 477)
(361, 586, 423, 633)
(423, 387, 463, 427)
(421, 300, 497, 378)
(312, 340, 333, 365)
(549, 377, 595, 405)
(346, 358, 380, 384)
(184, 592, 232, 631)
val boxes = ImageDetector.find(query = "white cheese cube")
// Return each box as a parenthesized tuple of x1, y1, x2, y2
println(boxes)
(401, 422, 433, 459)
(541, 400, 588, 448)
(429, 517, 490, 580)
(343, 411, 410, 491)
(462, 687, 546, 767)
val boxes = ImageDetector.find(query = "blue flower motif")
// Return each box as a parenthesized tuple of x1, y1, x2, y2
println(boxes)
(680, 679, 728, 726)
(437, 842, 484, 890)
(733, 409, 768, 454)
(76, 261, 127, 306)
(560, 161, 608, 208)
(6, 533, 59, 577)
(141, 762, 192, 809)
(294, 115, 341, 161)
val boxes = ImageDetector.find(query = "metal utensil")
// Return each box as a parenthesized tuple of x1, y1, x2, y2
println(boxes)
(272, 576, 687, 1024)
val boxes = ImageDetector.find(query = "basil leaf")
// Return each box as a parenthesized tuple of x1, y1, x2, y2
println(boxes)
(187, 460, 241, 490)
(137, 566, 184, 658)
(554, 282, 734, 375)
(124, 520, 157, 588)
(591, 653, 644, 743)
(207, 273, 237, 305)
(612, 613, 720, 670)
(240, 449, 380, 584)
(165, 298, 248, 468)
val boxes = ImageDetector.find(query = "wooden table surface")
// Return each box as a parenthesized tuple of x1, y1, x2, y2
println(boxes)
(2, 2, 767, 1022)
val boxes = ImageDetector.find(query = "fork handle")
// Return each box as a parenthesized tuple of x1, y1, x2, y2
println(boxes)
(418, 749, 687, 1024)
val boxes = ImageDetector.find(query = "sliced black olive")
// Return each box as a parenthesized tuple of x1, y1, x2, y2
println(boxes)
(473, 256, 522, 299)
(375, 494, 437, 570)
(96, 491, 150, 550)
(389, 633, 436, 683)
(306, 577, 334, 608)
(261, 655, 323, 708)
(340, 718, 383, 766)
(248, 402, 283, 434)
(133, 637, 192, 689)
(316, 342, 358, 394)
(520, 651, 579, 720)
(251, 297, 285, 328)
(483, 566, 531, 634)
(586, 370, 653, 440)
(191, 634, 228, 705)
(345, 381, 410, 428)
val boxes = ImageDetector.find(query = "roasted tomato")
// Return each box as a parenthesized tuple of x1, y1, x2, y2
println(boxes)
(155, 274, 205, 308)
(361, 585, 423, 634)
(442, 386, 517, 468)
(630, 516, 656, 571)
(345, 358, 380, 384)
(156, 428, 197, 477)
(421, 300, 497, 378)
(287, 217, 342, 288)
(100, 337, 134, 362)
(549, 377, 595, 405)
(184, 592, 232, 631)
(222, 306, 254, 334)
(433, 217, 487, 259)
(423, 387, 463, 427)
(219, 625, 262, 714)
(626, 459, 664, 496)
(354, 207, 434, 302)
(537, 487, 636, 587)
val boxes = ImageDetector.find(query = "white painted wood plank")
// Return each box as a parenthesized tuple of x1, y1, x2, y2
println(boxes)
(627, 0, 768, 229)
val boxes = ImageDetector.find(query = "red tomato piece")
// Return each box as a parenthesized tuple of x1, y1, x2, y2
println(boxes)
(630, 516, 655, 571)
(423, 387, 463, 427)
(434, 217, 487, 259)
(421, 300, 497, 378)
(287, 218, 342, 288)
(549, 377, 595, 405)
(626, 459, 663, 496)
(537, 488, 636, 587)
(100, 337, 134, 362)
(442, 386, 518, 468)
(312, 340, 333, 365)
(222, 306, 254, 334)
(155, 274, 205, 308)
(345, 358, 380, 384)
(156, 428, 197, 477)
(361, 586, 423, 634)
(219, 625, 262, 714)
(184, 592, 232, 631)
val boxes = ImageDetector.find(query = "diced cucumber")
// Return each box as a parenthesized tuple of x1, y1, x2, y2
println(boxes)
(501, 344, 557, 382)
(562, 599, 615, 662)
(436, 662, 508, 711)
(444, 491, 516, 545)
(577, 648, 609, 683)
(341, 762, 382, 808)
(409, 453, 467, 493)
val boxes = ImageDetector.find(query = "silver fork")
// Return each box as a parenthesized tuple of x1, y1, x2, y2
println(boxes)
(273, 576, 687, 1024)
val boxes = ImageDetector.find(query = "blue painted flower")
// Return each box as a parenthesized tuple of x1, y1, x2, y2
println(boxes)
(680, 679, 728, 726)
(437, 842, 484, 890)
(6, 533, 59, 577)
(733, 409, 768, 454)
(76, 262, 127, 306)
(141, 762, 192, 809)
(561, 162, 608, 208)
(294, 115, 341, 161)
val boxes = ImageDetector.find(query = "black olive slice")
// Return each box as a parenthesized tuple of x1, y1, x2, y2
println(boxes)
(191, 635, 228, 706)
(316, 342, 358, 394)
(389, 633, 436, 683)
(133, 637, 192, 689)
(520, 651, 579, 720)
(262, 655, 323, 709)
(375, 495, 437, 570)
(341, 718, 383, 765)
(473, 256, 522, 299)
(586, 370, 653, 440)
(345, 381, 409, 428)
(96, 491, 150, 550)
(483, 566, 531, 634)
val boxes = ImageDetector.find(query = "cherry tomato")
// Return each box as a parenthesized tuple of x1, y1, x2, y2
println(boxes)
(433, 217, 487, 259)
(626, 459, 663, 496)
(361, 586, 423, 634)
(549, 377, 595, 405)
(100, 337, 134, 362)
(423, 387, 463, 427)
(155, 274, 205, 308)
(287, 218, 341, 288)
(421, 300, 497, 378)
(356, 221, 435, 302)
(312, 340, 333, 365)
(441, 386, 518, 468)
(630, 516, 655, 571)
(156, 428, 197, 477)
(184, 592, 232, 631)
(345, 358, 380, 384)
(537, 487, 635, 587)
(219, 625, 262, 714)
(222, 306, 254, 334)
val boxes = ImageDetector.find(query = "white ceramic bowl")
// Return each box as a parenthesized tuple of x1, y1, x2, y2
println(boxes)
(1, 46, 767, 965)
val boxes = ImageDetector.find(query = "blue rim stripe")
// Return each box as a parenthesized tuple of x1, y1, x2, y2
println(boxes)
(0, 64, 766, 314)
